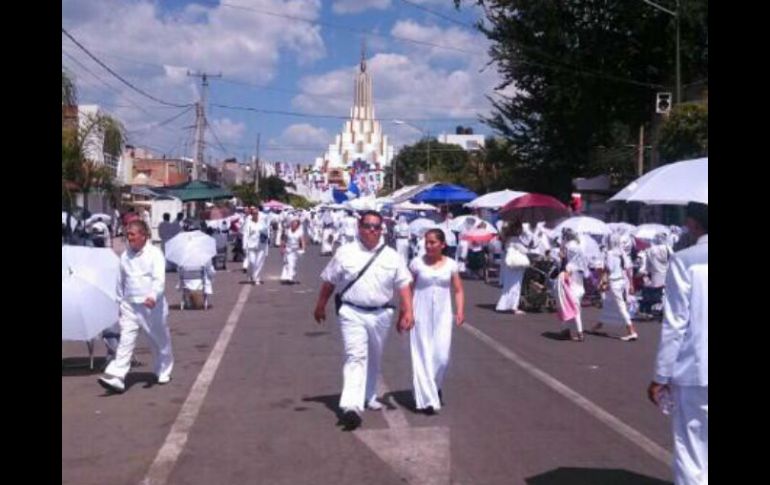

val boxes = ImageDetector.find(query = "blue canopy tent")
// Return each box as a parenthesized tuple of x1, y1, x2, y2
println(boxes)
(411, 183, 478, 205)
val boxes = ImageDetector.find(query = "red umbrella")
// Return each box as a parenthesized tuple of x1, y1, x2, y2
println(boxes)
(460, 229, 497, 244)
(500, 193, 570, 224)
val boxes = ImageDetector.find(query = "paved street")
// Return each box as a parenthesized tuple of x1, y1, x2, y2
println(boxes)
(63, 242, 674, 485)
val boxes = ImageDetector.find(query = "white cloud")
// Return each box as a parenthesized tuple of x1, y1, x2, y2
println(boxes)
(332, 0, 391, 14)
(211, 118, 247, 143)
(292, 19, 513, 149)
(277, 123, 331, 146)
(64, 0, 325, 83)
(390, 19, 484, 61)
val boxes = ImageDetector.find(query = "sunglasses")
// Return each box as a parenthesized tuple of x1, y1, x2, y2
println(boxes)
(360, 223, 382, 231)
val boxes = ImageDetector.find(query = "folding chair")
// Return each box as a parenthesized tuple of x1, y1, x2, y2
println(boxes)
(179, 266, 209, 310)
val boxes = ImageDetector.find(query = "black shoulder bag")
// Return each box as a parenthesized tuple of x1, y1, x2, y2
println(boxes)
(334, 245, 387, 315)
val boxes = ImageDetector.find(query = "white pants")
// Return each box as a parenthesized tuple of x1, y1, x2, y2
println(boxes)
(105, 299, 173, 381)
(410, 310, 452, 411)
(321, 228, 335, 254)
(672, 386, 708, 485)
(396, 238, 410, 267)
(247, 247, 268, 282)
(280, 250, 299, 281)
(338, 305, 394, 414)
(496, 266, 526, 311)
(274, 227, 283, 247)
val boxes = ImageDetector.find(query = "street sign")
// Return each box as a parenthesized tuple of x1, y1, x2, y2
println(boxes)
(656, 92, 672, 114)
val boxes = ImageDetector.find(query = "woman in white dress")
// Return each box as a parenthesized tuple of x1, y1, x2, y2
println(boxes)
(410, 229, 465, 415)
(591, 233, 639, 341)
(280, 218, 306, 284)
(496, 221, 529, 314)
(394, 215, 411, 266)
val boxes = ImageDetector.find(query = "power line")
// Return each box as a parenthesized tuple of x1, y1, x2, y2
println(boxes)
(126, 106, 195, 135)
(211, 102, 481, 123)
(62, 52, 156, 118)
(215, 1, 664, 89)
(205, 120, 232, 157)
(62, 28, 195, 108)
(398, 0, 477, 29)
(216, 1, 482, 56)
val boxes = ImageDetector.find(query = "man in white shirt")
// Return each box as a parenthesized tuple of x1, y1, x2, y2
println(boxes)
(244, 207, 270, 284)
(313, 210, 414, 430)
(648, 203, 708, 485)
(98, 220, 173, 393)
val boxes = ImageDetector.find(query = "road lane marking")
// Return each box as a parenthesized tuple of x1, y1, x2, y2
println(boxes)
(140, 285, 252, 485)
(462, 323, 673, 466)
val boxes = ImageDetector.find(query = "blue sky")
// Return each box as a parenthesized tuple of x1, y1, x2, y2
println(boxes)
(62, 0, 514, 166)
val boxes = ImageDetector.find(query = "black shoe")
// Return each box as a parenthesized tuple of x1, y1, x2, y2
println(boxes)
(424, 406, 437, 415)
(341, 410, 362, 431)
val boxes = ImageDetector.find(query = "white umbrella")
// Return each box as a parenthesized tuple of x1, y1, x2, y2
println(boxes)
(393, 201, 439, 212)
(86, 213, 112, 226)
(164, 230, 217, 268)
(62, 246, 120, 341)
(607, 222, 637, 234)
(449, 215, 479, 232)
(609, 157, 708, 205)
(345, 196, 378, 211)
(553, 216, 611, 236)
(408, 218, 438, 237)
(579, 236, 603, 266)
(465, 189, 528, 209)
(633, 223, 670, 241)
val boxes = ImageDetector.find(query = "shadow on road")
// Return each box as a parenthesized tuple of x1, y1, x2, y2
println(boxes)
(475, 303, 501, 313)
(302, 394, 344, 421)
(526, 467, 672, 485)
(383, 389, 417, 413)
(541, 331, 571, 341)
(62, 357, 106, 376)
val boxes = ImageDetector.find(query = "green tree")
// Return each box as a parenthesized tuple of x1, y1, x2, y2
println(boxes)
(61, 69, 126, 240)
(260, 175, 288, 201)
(231, 183, 260, 207)
(658, 102, 708, 163)
(388, 139, 474, 189)
(461, 0, 708, 200)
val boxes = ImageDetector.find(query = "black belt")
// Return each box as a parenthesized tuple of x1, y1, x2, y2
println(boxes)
(342, 301, 395, 312)
(396, 236, 409, 239)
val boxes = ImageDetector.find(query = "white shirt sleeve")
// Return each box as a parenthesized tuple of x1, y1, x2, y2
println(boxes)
(653, 254, 690, 384)
(320, 254, 343, 286)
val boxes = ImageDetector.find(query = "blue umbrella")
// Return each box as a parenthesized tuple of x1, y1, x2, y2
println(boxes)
(411, 183, 478, 204)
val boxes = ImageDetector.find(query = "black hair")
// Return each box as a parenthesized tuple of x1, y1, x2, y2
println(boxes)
(425, 228, 446, 244)
(359, 210, 383, 224)
(424, 228, 449, 255)
(686, 202, 708, 233)
(163, 213, 171, 221)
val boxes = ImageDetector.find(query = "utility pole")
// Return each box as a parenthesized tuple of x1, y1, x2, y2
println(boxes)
(187, 71, 221, 181)
(254, 133, 261, 194)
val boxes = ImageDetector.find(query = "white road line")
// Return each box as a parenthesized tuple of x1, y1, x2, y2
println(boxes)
(462, 323, 673, 466)
(140, 285, 252, 485)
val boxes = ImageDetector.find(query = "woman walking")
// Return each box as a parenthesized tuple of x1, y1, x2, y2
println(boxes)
(496, 220, 530, 314)
(280, 217, 306, 284)
(410, 229, 465, 414)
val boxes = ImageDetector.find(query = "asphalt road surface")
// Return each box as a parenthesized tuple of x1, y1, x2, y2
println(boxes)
(63, 242, 674, 485)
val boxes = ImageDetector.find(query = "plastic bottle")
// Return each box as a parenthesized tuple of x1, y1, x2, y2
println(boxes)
(658, 387, 674, 416)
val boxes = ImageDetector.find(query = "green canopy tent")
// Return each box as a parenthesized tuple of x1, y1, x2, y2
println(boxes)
(155, 180, 233, 202)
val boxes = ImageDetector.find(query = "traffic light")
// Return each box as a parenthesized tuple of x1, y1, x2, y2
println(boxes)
(656, 92, 672, 114)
